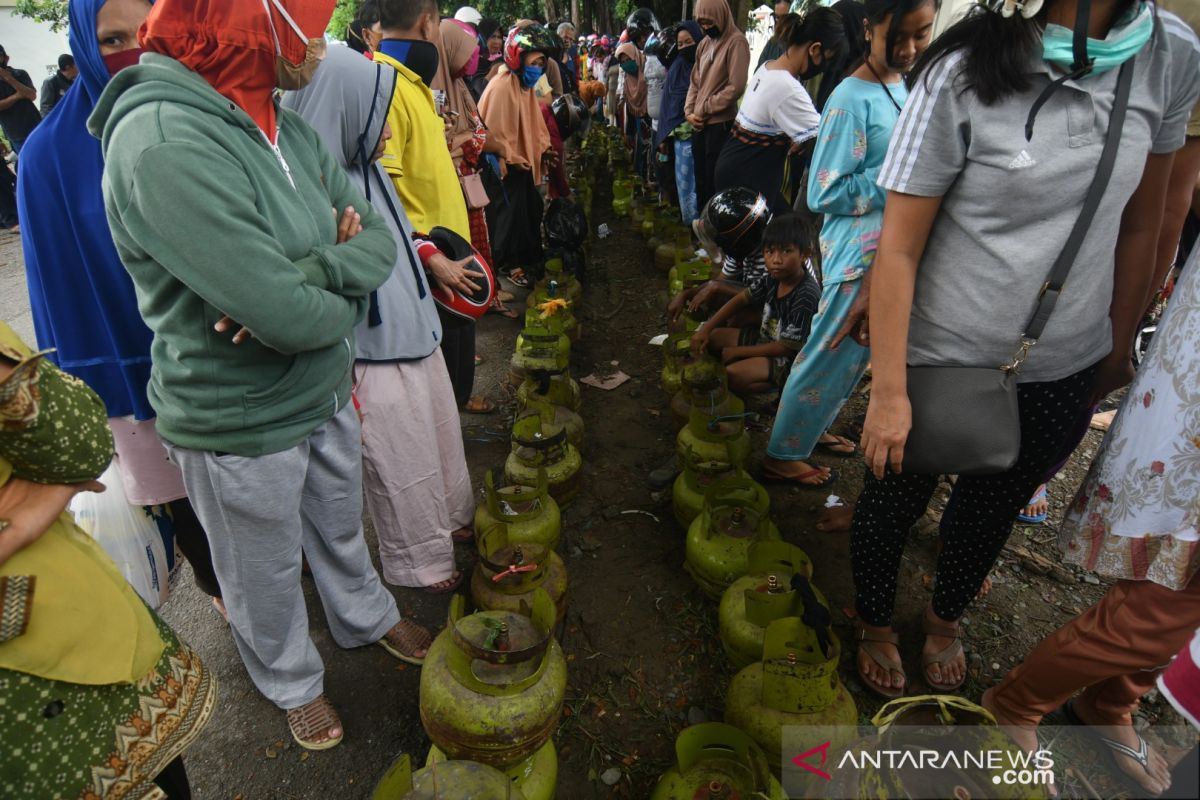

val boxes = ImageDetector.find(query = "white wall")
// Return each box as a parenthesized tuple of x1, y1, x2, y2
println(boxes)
(0, 5, 72, 81)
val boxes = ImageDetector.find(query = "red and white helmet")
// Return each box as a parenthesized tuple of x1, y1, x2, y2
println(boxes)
(503, 22, 557, 71)
(415, 227, 496, 320)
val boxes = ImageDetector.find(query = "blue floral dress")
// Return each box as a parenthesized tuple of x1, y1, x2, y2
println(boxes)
(767, 76, 907, 461)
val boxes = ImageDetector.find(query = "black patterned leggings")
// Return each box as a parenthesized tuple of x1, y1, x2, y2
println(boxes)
(850, 363, 1099, 627)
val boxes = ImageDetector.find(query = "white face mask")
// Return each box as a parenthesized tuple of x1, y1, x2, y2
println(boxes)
(261, 0, 327, 90)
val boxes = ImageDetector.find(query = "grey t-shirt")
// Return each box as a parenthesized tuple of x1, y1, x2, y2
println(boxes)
(878, 17, 1199, 382)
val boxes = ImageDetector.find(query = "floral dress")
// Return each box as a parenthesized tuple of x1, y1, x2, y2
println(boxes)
(1058, 249, 1200, 590)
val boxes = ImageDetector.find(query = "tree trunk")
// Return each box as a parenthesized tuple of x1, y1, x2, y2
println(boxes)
(543, 0, 559, 23)
(571, 0, 580, 29)
(735, 0, 753, 31)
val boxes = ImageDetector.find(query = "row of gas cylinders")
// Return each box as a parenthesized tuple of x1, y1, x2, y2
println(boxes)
(628, 185, 861, 798)
(373, 134, 621, 799)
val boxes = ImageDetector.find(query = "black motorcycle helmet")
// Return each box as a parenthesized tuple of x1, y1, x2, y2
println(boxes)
(702, 188, 771, 260)
(551, 94, 589, 140)
(625, 7, 661, 46)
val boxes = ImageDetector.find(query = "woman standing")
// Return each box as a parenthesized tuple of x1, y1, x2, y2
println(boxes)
(478, 24, 555, 285)
(763, 0, 933, 488)
(18, 0, 225, 614)
(854, 0, 1196, 698)
(616, 42, 650, 179)
(685, 0, 751, 209)
(714, 9, 847, 212)
(656, 21, 703, 223)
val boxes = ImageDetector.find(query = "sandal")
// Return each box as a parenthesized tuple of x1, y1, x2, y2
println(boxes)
(378, 617, 434, 665)
(451, 527, 474, 544)
(492, 301, 521, 320)
(286, 695, 344, 751)
(507, 268, 531, 288)
(922, 616, 966, 692)
(856, 623, 906, 698)
(422, 570, 464, 595)
(496, 290, 515, 303)
(761, 466, 835, 487)
(463, 396, 496, 414)
(1063, 701, 1163, 795)
(815, 433, 858, 456)
(1017, 485, 1049, 524)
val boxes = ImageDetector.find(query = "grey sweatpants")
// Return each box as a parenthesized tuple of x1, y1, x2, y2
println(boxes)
(165, 403, 400, 709)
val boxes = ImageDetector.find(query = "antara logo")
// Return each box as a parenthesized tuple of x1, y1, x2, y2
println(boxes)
(791, 740, 833, 781)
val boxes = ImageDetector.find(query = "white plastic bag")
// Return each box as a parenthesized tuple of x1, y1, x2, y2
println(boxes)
(69, 461, 170, 609)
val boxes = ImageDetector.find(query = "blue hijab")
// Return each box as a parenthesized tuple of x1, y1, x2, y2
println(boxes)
(16, 0, 157, 420)
(655, 20, 702, 148)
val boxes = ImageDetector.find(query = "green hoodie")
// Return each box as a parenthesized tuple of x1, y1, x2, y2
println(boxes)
(89, 54, 397, 456)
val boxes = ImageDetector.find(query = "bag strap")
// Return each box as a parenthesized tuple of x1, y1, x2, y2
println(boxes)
(1007, 57, 1135, 372)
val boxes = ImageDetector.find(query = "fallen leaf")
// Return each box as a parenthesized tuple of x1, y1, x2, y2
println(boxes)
(265, 748, 278, 759)
(300, 752, 310, 762)
(920, 574, 933, 588)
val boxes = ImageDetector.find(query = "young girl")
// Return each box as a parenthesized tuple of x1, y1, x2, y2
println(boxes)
(691, 214, 821, 395)
(714, 9, 848, 212)
(854, 0, 1197, 700)
(763, 0, 937, 487)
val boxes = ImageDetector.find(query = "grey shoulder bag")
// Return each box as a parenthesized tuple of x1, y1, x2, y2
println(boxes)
(901, 58, 1134, 476)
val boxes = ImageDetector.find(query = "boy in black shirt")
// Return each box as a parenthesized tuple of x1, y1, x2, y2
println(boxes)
(691, 213, 819, 395)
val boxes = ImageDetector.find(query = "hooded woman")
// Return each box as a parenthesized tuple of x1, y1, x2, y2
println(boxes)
(656, 20, 703, 223)
(90, 0, 431, 751)
(615, 41, 649, 179)
(685, 0, 751, 209)
(478, 23, 555, 285)
(284, 44, 476, 597)
(16, 0, 225, 612)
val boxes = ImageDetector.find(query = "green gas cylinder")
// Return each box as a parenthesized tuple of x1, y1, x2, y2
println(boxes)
(670, 360, 740, 431)
(504, 415, 582, 509)
(512, 324, 570, 378)
(668, 256, 712, 297)
(820, 696, 1051, 799)
(517, 370, 581, 415)
(426, 741, 557, 800)
(516, 399, 583, 448)
(630, 197, 646, 226)
(676, 396, 752, 470)
(372, 753, 527, 800)
(473, 470, 561, 552)
(528, 260, 582, 309)
(612, 176, 633, 216)
(660, 332, 696, 397)
(523, 298, 579, 343)
(672, 448, 767, 529)
(685, 480, 782, 598)
(649, 723, 785, 800)
(724, 617, 859, 772)
(419, 592, 567, 771)
(641, 204, 657, 240)
(471, 525, 568, 627)
(718, 542, 825, 669)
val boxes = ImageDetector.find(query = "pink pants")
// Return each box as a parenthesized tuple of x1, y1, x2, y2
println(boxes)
(355, 351, 474, 587)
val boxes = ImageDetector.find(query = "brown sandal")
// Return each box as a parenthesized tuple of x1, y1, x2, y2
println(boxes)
(922, 617, 966, 692)
(856, 623, 906, 699)
(378, 618, 434, 665)
(451, 527, 475, 544)
(463, 396, 496, 414)
(422, 569, 464, 595)
(286, 695, 344, 751)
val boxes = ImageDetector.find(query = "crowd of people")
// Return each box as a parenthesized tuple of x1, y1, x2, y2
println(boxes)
(1, 0, 1199, 797)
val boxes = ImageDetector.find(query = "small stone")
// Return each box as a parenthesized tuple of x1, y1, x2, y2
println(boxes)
(991, 662, 1001, 672)
(568, 546, 583, 559)
(687, 706, 707, 725)
(1083, 575, 1101, 585)
(600, 767, 623, 786)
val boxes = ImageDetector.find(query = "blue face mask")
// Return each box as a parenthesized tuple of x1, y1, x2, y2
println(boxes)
(620, 59, 639, 76)
(1042, 1, 1152, 75)
(520, 64, 545, 88)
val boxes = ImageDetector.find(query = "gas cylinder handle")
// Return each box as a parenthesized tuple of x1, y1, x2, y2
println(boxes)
(484, 470, 503, 521)
(449, 588, 556, 666)
(674, 722, 757, 773)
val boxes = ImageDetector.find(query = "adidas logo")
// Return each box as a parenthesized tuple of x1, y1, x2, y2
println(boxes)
(1008, 149, 1037, 170)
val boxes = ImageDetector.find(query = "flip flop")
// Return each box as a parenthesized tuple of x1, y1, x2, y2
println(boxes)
(463, 396, 497, 414)
(922, 618, 966, 692)
(422, 570, 464, 595)
(1017, 486, 1049, 524)
(492, 302, 521, 319)
(856, 624, 906, 698)
(507, 269, 531, 288)
(451, 527, 474, 544)
(496, 290, 516, 303)
(815, 434, 858, 456)
(1062, 701, 1162, 796)
(761, 467, 835, 487)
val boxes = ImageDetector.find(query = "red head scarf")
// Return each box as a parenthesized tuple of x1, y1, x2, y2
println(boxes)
(139, 0, 333, 139)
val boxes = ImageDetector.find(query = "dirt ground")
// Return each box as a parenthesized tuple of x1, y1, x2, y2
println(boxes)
(0, 156, 1191, 799)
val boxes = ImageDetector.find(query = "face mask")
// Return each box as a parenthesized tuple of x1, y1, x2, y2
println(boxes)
(104, 48, 145, 76)
(1042, 2, 1153, 75)
(620, 59, 638, 76)
(704, 26, 721, 39)
(798, 48, 826, 81)
(401, 40, 440, 86)
(262, 0, 326, 90)
(460, 46, 481, 79)
(678, 45, 697, 65)
(520, 64, 545, 88)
